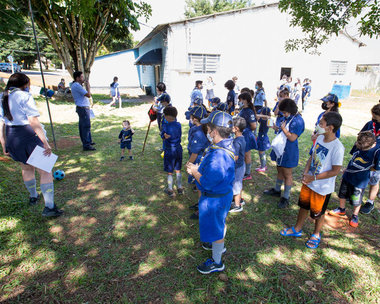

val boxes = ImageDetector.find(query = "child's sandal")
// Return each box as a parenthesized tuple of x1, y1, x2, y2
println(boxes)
(280, 227, 302, 237)
(305, 234, 321, 249)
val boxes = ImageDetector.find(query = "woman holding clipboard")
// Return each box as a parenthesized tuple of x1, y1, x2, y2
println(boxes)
(0, 73, 63, 217)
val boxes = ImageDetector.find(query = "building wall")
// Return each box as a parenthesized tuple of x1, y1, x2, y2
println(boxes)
(91, 49, 140, 88)
(162, 5, 379, 109)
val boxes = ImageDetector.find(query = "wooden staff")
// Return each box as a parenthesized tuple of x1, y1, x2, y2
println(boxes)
(141, 120, 152, 154)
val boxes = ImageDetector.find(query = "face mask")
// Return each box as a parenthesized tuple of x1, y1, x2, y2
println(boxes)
(207, 133, 213, 143)
(321, 103, 328, 110)
(190, 119, 194, 125)
(255, 85, 259, 90)
(238, 102, 244, 108)
(315, 125, 326, 135)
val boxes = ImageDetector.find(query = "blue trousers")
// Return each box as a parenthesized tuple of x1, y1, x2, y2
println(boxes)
(76, 106, 92, 148)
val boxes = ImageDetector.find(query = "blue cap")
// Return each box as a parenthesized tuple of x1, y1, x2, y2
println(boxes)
(259, 106, 271, 116)
(216, 102, 228, 112)
(185, 106, 207, 120)
(157, 93, 171, 103)
(200, 110, 233, 128)
(210, 97, 221, 105)
(321, 93, 338, 103)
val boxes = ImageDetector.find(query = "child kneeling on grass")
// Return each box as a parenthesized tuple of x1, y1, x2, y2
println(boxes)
(281, 112, 344, 249)
(329, 130, 380, 227)
(186, 111, 235, 274)
(161, 106, 183, 197)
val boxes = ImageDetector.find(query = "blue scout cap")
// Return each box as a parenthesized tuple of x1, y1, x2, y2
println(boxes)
(321, 93, 338, 103)
(211, 97, 221, 105)
(259, 106, 271, 116)
(185, 106, 206, 120)
(216, 102, 228, 112)
(200, 110, 233, 128)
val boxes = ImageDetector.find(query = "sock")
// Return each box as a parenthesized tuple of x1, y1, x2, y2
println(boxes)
(275, 179, 283, 192)
(167, 174, 173, 191)
(40, 183, 54, 209)
(245, 163, 252, 176)
(212, 242, 224, 264)
(367, 199, 374, 205)
(24, 179, 38, 198)
(259, 153, 266, 168)
(176, 172, 182, 189)
(283, 185, 292, 199)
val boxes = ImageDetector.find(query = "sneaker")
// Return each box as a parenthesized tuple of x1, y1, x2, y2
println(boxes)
(229, 203, 243, 213)
(328, 207, 346, 217)
(192, 185, 198, 192)
(42, 205, 64, 217)
(120, 156, 125, 161)
(190, 212, 199, 220)
(277, 197, 290, 209)
(83, 146, 96, 151)
(129, 156, 134, 160)
(243, 174, 252, 181)
(164, 188, 174, 197)
(90, 142, 96, 146)
(197, 258, 225, 274)
(349, 215, 359, 228)
(360, 201, 374, 214)
(29, 194, 40, 206)
(189, 203, 198, 210)
(263, 188, 281, 197)
(201, 242, 227, 253)
(240, 199, 246, 206)
(255, 166, 267, 173)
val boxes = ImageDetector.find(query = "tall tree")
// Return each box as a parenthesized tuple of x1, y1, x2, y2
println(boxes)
(278, 0, 380, 53)
(2, 1, 151, 79)
(185, 0, 252, 18)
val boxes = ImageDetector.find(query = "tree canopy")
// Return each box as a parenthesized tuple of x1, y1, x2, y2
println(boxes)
(184, 0, 253, 18)
(278, 0, 380, 53)
(1, 0, 151, 79)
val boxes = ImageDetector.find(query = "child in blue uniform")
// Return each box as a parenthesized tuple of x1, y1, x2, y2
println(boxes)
(302, 78, 312, 111)
(161, 106, 183, 196)
(230, 117, 246, 213)
(237, 92, 257, 180)
(154, 82, 171, 131)
(224, 80, 236, 115)
(253, 81, 267, 113)
(255, 107, 271, 172)
(118, 120, 134, 161)
(329, 131, 380, 227)
(190, 80, 204, 107)
(264, 98, 305, 208)
(273, 89, 289, 134)
(186, 111, 235, 274)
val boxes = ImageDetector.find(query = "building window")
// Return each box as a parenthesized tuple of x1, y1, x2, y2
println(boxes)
(356, 64, 380, 72)
(330, 60, 348, 75)
(188, 53, 220, 73)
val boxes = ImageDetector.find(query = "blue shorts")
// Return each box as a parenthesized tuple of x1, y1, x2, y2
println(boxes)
(120, 141, 131, 150)
(164, 145, 183, 173)
(233, 164, 245, 195)
(243, 128, 258, 151)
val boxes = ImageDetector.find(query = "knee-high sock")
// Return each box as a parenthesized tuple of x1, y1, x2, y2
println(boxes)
(259, 153, 266, 168)
(24, 179, 38, 198)
(212, 242, 224, 264)
(283, 185, 292, 199)
(40, 183, 54, 209)
(245, 163, 252, 175)
(275, 179, 283, 192)
(167, 174, 173, 190)
(176, 172, 182, 189)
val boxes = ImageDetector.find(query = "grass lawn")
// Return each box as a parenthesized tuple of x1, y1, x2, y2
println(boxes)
(0, 98, 379, 303)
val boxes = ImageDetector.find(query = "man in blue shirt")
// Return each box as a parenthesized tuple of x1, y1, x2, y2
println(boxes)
(71, 71, 95, 151)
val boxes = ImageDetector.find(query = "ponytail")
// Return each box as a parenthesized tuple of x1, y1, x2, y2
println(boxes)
(2, 88, 13, 121)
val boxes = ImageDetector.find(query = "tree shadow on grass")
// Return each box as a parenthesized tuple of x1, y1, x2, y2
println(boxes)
(0, 113, 379, 303)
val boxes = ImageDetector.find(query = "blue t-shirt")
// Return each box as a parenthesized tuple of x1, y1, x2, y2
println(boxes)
(233, 135, 246, 168)
(238, 107, 256, 130)
(71, 82, 90, 107)
(273, 101, 285, 133)
(302, 83, 311, 98)
(258, 118, 269, 135)
(161, 121, 182, 150)
(110, 82, 120, 96)
(188, 125, 209, 156)
(350, 121, 380, 155)
(254, 89, 266, 107)
(343, 143, 380, 189)
(119, 129, 134, 142)
(190, 88, 203, 107)
(196, 138, 235, 195)
(316, 111, 340, 138)
(226, 90, 235, 114)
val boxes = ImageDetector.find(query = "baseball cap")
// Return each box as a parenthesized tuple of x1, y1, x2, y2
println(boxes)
(185, 106, 207, 120)
(210, 97, 221, 105)
(321, 93, 338, 103)
(216, 102, 228, 112)
(200, 110, 233, 128)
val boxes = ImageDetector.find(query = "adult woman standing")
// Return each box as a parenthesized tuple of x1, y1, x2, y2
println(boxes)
(0, 73, 63, 217)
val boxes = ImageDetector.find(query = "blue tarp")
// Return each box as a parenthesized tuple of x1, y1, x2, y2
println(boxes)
(330, 84, 351, 100)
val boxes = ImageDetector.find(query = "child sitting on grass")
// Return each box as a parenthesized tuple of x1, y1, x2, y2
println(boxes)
(161, 106, 183, 197)
(281, 112, 344, 249)
(329, 130, 380, 227)
(118, 120, 134, 161)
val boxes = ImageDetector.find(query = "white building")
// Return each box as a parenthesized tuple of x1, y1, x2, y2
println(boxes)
(92, 3, 380, 107)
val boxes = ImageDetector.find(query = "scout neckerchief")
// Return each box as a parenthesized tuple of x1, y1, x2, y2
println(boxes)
(373, 122, 380, 137)
(200, 143, 235, 165)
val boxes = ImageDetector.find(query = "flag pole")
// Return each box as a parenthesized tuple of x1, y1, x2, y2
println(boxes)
(28, 0, 57, 150)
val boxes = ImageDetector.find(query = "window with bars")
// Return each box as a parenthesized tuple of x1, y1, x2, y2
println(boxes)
(330, 60, 348, 75)
(188, 53, 220, 73)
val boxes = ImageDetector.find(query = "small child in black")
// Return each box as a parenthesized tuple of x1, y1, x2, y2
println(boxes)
(118, 120, 134, 161)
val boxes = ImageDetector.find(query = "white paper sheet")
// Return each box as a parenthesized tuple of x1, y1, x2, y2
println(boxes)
(26, 145, 58, 173)
(90, 109, 95, 119)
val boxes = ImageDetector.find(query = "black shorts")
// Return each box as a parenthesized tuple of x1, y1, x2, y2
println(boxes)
(120, 141, 132, 150)
(338, 179, 364, 207)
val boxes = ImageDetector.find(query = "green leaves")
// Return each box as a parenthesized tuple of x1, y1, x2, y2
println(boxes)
(184, 0, 253, 18)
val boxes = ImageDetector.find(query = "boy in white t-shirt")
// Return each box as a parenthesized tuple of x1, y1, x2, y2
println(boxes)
(280, 112, 344, 249)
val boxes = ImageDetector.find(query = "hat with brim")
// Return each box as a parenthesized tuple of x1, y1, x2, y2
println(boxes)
(200, 110, 233, 128)
(321, 93, 338, 103)
(185, 106, 207, 120)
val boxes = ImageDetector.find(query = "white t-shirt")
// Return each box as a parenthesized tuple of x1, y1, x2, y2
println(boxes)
(307, 135, 345, 196)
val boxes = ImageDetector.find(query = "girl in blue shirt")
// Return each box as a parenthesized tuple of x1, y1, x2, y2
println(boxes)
(224, 80, 236, 115)
(255, 107, 271, 172)
(273, 88, 289, 134)
(238, 92, 257, 180)
(253, 81, 267, 113)
(264, 98, 305, 208)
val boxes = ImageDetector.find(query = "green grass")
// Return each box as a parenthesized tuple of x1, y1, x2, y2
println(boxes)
(0, 103, 379, 303)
